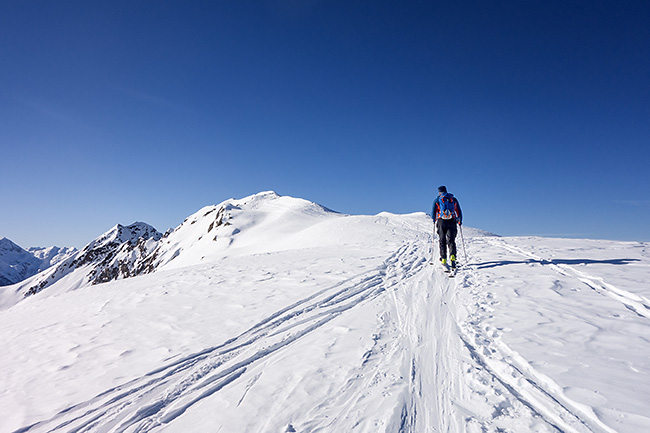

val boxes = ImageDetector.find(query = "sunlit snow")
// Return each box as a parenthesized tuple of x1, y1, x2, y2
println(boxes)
(1, 192, 648, 433)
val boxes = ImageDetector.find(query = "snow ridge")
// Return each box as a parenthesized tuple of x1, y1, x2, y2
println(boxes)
(140, 191, 339, 272)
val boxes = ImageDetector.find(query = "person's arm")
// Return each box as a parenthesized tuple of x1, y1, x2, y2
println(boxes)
(455, 199, 462, 225)
(432, 199, 438, 222)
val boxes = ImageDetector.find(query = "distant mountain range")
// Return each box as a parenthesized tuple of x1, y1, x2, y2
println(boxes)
(0, 238, 77, 286)
(17, 222, 163, 300)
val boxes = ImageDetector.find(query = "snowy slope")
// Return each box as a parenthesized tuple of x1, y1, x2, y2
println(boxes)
(138, 191, 344, 272)
(1, 192, 648, 433)
(0, 237, 76, 286)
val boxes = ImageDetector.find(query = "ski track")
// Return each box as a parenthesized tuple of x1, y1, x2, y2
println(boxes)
(491, 239, 650, 320)
(296, 241, 429, 433)
(13, 232, 629, 433)
(16, 243, 426, 433)
(457, 237, 621, 433)
(393, 253, 462, 433)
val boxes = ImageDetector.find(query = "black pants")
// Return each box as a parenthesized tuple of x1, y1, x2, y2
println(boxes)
(437, 219, 457, 260)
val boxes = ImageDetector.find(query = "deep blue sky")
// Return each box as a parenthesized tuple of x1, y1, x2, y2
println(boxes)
(1, 1, 649, 248)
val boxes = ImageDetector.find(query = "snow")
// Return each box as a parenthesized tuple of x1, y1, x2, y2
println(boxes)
(0, 192, 648, 433)
(27, 246, 78, 269)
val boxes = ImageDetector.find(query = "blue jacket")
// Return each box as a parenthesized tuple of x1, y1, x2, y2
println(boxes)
(433, 192, 462, 225)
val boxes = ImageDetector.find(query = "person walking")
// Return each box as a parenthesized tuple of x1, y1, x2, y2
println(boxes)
(432, 185, 463, 269)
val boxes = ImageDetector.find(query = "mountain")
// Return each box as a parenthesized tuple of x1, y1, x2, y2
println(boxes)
(2, 192, 648, 433)
(0, 237, 76, 286)
(137, 190, 341, 272)
(0, 222, 161, 307)
(1, 192, 342, 308)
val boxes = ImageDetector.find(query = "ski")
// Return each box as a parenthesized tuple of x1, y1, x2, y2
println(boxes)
(443, 262, 458, 277)
(431, 257, 458, 277)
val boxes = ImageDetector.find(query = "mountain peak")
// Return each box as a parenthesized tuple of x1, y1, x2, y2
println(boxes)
(0, 237, 23, 253)
(94, 222, 162, 248)
(252, 190, 279, 199)
(230, 191, 280, 206)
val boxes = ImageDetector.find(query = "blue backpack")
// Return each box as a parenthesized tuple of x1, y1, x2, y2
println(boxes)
(438, 194, 458, 220)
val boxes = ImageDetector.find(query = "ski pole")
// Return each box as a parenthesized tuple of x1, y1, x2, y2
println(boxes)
(459, 224, 468, 265)
(431, 217, 436, 264)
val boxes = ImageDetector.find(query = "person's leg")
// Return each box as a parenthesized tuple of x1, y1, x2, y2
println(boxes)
(448, 223, 458, 260)
(437, 221, 448, 261)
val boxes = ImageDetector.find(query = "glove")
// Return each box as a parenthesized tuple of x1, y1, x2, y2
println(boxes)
(458, 220, 462, 226)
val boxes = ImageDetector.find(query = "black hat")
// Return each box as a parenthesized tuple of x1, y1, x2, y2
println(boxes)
(438, 185, 447, 193)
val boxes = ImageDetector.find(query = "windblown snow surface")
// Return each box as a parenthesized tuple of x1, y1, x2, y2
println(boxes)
(1, 192, 649, 433)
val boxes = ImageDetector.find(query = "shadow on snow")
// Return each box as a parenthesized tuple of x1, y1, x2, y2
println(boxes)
(474, 258, 640, 269)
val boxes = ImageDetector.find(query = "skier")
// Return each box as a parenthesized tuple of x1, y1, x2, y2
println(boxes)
(432, 185, 463, 269)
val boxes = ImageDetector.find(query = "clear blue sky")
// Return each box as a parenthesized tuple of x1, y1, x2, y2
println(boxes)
(1, 1, 649, 248)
